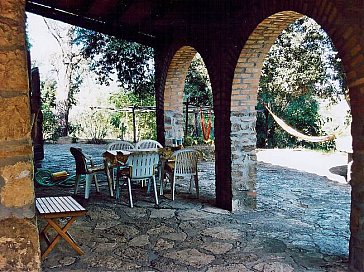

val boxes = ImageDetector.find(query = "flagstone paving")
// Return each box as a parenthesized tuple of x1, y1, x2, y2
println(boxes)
(35, 144, 350, 271)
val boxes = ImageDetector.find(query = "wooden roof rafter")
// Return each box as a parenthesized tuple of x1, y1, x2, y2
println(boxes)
(26, 0, 157, 47)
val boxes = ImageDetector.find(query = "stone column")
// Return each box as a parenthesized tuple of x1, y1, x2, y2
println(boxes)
(230, 111, 257, 211)
(0, 0, 41, 270)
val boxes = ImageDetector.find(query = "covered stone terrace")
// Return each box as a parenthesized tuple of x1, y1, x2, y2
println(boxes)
(35, 144, 350, 271)
(1, 0, 364, 270)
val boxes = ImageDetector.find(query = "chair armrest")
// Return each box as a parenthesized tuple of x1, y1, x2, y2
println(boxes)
(83, 153, 93, 160)
(83, 153, 96, 167)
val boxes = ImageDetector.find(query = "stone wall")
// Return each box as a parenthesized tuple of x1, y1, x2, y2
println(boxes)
(0, 0, 40, 270)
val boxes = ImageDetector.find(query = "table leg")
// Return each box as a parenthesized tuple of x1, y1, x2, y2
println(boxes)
(159, 160, 165, 196)
(40, 223, 52, 245)
(41, 217, 83, 258)
(104, 160, 114, 197)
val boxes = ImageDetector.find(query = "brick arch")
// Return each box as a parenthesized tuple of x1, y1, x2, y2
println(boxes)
(232, 11, 304, 112)
(231, 5, 364, 271)
(230, 11, 304, 210)
(163, 46, 197, 145)
(315, 13, 364, 272)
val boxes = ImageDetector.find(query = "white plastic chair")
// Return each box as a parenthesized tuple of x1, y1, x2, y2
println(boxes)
(135, 139, 163, 150)
(107, 140, 135, 151)
(107, 140, 135, 188)
(116, 150, 160, 207)
(135, 139, 163, 188)
(164, 148, 199, 200)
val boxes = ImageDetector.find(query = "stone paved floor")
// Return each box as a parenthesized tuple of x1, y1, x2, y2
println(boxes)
(35, 144, 351, 271)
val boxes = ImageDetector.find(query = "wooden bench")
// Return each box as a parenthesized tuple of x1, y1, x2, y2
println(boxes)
(36, 196, 87, 258)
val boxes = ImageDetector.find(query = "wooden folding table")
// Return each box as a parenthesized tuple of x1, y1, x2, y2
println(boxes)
(36, 196, 87, 258)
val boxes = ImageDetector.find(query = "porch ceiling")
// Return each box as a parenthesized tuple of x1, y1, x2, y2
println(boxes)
(25, 0, 234, 47)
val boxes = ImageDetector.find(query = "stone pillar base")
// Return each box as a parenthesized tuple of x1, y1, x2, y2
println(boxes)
(232, 190, 257, 211)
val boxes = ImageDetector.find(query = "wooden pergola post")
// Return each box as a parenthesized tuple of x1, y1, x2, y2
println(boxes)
(132, 106, 136, 143)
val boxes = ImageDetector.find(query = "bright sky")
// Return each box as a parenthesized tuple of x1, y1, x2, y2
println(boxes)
(27, 13, 65, 73)
(26, 13, 119, 120)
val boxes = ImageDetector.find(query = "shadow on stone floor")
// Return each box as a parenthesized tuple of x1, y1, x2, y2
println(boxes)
(35, 144, 350, 271)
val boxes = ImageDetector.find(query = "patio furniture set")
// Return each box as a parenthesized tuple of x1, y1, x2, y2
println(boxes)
(36, 139, 200, 259)
(72, 139, 200, 204)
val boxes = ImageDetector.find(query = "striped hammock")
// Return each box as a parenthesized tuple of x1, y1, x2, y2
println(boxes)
(264, 104, 336, 143)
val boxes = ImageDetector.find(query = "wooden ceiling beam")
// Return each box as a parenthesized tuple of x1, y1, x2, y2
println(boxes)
(119, 0, 151, 25)
(26, 1, 157, 47)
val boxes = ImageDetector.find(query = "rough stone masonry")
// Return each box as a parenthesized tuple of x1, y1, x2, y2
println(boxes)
(0, 0, 40, 270)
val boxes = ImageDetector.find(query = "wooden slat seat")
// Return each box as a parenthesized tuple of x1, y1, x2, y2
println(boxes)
(36, 196, 87, 259)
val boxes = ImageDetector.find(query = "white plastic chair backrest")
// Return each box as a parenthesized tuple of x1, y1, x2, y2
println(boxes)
(173, 149, 199, 176)
(135, 140, 163, 149)
(126, 151, 160, 179)
(107, 140, 135, 151)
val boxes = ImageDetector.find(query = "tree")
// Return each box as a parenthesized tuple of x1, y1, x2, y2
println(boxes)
(74, 28, 212, 105)
(109, 88, 157, 141)
(184, 54, 212, 107)
(73, 28, 154, 98)
(45, 19, 84, 136)
(74, 29, 213, 141)
(257, 16, 347, 149)
(76, 109, 110, 143)
(40, 78, 59, 141)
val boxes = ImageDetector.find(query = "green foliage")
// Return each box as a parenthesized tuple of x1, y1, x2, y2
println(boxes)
(74, 30, 216, 141)
(183, 54, 214, 143)
(260, 17, 346, 103)
(76, 110, 110, 143)
(40, 79, 61, 142)
(257, 16, 346, 150)
(74, 29, 158, 139)
(257, 95, 335, 150)
(41, 103, 60, 142)
(184, 135, 210, 146)
(109, 90, 156, 141)
(73, 28, 154, 97)
(184, 54, 212, 107)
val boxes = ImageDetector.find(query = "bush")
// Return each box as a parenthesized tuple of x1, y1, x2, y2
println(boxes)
(75, 110, 110, 143)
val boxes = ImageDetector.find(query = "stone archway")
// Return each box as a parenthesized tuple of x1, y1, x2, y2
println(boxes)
(232, 7, 364, 270)
(163, 46, 198, 146)
(231, 11, 304, 211)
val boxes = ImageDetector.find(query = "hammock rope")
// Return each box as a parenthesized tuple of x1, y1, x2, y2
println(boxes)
(264, 104, 336, 143)
(200, 108, 212, 141)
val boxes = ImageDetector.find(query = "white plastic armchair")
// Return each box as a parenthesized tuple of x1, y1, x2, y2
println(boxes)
(107, 140, 135, 151)
(116, 150, 160, 207)
(106, 140, 135, 189)
(164, 148, 199, 200)
(135, 139, 163, 150)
